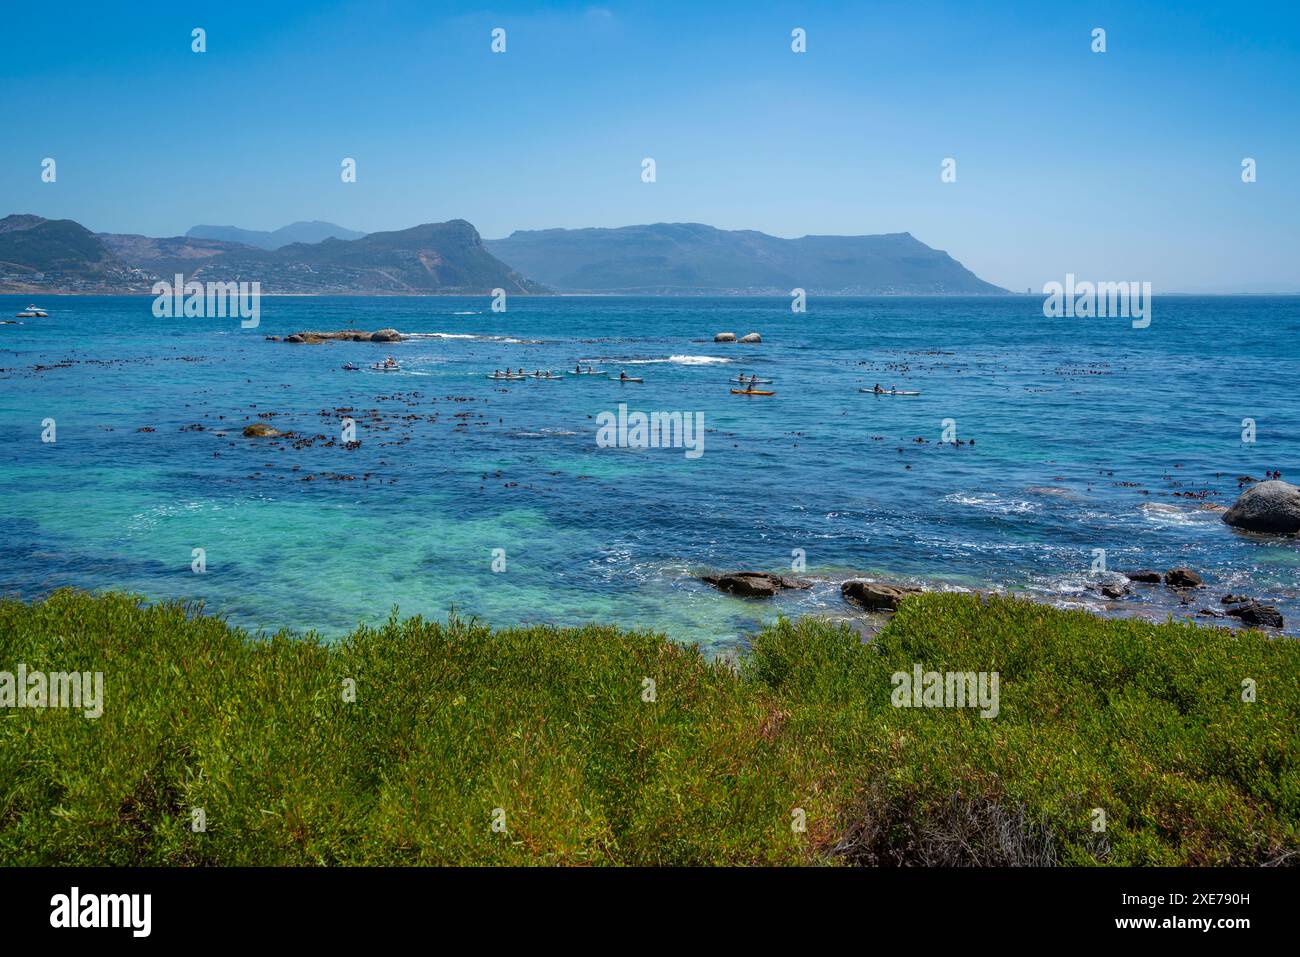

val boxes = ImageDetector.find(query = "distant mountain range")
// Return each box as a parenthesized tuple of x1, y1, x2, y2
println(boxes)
(485, 223, 1006, 295)
(0, 214, 1005, 295)
(0, 215, 541, 294)
(186, 221, 365, 250)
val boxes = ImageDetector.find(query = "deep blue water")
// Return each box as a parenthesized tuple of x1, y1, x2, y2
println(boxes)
(1, 294, 1296, 650)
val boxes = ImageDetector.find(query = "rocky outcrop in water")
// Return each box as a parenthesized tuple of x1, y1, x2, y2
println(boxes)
(1123, 566, 1164, 582)
(1164, 568, 1203, 589)
(714, 332, 736, 342)
(1223, 601, 1284, 629)
(738, 332, 762, 343)
(1125, 570, 1162, 584)
(281, 329, 405, 344)
(841, 580, 922, 611)
(700, 571, 810, 598)
(1223, 480, 1300, 534)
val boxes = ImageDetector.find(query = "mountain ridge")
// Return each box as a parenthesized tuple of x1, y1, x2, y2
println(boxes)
(0, 214, 1005, 295)
(0, 214, 542, 294)
(186, 221, 365, 250)
(485, 222, 1006, 295)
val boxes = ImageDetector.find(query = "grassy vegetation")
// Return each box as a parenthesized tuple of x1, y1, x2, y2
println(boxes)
(1, 589, 1296, 865)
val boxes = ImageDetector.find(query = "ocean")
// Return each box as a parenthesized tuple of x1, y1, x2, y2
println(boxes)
(1, 294, 1296, 651)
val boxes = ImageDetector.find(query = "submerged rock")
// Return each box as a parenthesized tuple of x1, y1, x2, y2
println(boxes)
(1100, 583, 1129, 600)
(841, 580, 922, 611)
(1223, 480, 1300, 534)
(242, 422, 281, 438)
(700, 571, 810, 598)
(1164, 568, 1203, 589)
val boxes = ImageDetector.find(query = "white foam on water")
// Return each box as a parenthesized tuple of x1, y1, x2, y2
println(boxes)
(513, 428, 580, 438)
(404, 332, 540, 343)
(944, 492, 1039, 514)
(671, 354, 731, 365)
(619, 355, 733, 365)
(1139, 502, 1206, 527)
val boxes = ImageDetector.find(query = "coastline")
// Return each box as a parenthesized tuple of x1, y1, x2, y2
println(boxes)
(694, 566, 1295, 641)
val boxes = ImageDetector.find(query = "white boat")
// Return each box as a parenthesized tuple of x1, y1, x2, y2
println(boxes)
(15, 305, 48, 318)
(370, 362, 400, 372)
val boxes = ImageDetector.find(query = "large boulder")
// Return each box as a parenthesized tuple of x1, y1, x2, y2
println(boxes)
(841, 580, 921, 611)
(370, 328, 402, 343)
(1125, 570, 1162, 584)
(738, 332, 762, 344)
(1224, 601, 1284, 629)
(1164, 568, 1202, 589)
(1223, 480, 1300, 534)
(700, 571, 810, 598)
(714, 332, 736, 343)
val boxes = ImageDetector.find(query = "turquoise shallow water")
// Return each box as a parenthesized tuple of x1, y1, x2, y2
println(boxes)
(1, 294, 1297, 651)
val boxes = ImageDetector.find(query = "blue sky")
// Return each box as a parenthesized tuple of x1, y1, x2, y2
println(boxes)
(1, 0, 1297, 291)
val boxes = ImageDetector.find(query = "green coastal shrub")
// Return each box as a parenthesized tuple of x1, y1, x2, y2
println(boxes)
(0, 589, 1295, 865)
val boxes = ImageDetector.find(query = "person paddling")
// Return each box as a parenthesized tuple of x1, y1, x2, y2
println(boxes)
(873, 383, 883, 394)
